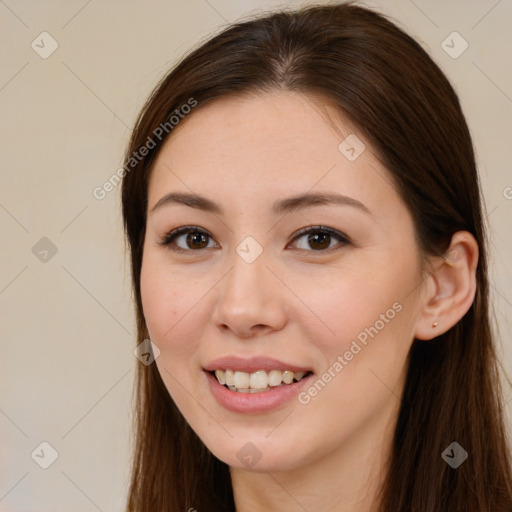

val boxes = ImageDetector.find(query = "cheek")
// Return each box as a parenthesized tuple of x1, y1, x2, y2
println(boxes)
(290, 262, 412, 348)
(290, 252, 419, 401)
(140, 259, 206, 416)
(140, 272, 178, 340)
(140, 255, 198, 364)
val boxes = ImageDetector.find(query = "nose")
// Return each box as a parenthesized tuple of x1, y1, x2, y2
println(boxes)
(211, 248, 287, 339)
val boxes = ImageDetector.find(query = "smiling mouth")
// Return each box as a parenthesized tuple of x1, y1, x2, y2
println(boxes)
(210, 369, 313, 393)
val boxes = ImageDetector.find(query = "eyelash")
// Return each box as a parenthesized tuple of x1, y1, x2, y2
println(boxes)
(157, 225, 351, 254)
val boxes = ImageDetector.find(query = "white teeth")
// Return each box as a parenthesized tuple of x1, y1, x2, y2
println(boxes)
(215, 369, 225, 385)
(268, 370, 283, 387)
(225, 369, 234, 387)
(213, 369, 310, 391)
(234, 371, 250, 389)
(249, 370, 268, 389)
(282, 370, 294, 384)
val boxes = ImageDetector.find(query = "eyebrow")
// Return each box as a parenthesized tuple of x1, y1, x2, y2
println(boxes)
(150, 191, 372, 216)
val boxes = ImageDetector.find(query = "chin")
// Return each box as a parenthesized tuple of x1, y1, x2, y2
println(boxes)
(202, 435, 309, 473)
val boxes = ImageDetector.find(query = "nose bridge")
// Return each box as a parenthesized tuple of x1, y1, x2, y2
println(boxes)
(212, 240, 287, 336)
(224, 242, 271, 308)
(225, 231, 269, 291)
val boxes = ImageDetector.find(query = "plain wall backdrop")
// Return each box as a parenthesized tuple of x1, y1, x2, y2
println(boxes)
(1, 0, 511, 510)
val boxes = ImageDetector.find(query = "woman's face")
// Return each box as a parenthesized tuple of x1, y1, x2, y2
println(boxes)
(140, 90, 426, 472)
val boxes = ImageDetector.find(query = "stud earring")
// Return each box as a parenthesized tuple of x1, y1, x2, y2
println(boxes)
(432, 321, 438, 328)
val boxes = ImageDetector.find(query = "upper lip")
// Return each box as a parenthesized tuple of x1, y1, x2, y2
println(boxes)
(203, 356, 313, 374)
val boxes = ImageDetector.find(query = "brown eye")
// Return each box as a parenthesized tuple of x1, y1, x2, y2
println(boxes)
(158, 226, 216, 252)
(306, 232, 331, 250)
(291, 226, 350, 252)
(184, 232, 210, 249)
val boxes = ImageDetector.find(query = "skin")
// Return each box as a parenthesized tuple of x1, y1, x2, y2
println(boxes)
(140, 90, 478, 511)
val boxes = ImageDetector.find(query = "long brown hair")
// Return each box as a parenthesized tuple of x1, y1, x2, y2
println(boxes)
(121, 2, 512, 510)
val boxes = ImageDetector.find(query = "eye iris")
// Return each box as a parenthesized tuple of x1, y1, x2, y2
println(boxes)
(308, 232, 330, 250)
(187, 232, 209, 249)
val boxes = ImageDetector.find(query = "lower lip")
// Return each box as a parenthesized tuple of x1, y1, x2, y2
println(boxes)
(205, 371, 313, 414)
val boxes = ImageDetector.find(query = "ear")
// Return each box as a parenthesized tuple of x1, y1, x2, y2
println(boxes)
(414, 231, 479, 340)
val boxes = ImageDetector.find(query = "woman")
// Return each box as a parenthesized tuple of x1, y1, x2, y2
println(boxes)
(121, 2, 512, 510)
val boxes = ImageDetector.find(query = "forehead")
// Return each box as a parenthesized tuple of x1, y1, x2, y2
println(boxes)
(160, 90, 351, 164)
(147, 90, 401, 219)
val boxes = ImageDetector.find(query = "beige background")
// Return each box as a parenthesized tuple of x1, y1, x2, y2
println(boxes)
(1, 0, 511, 510)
